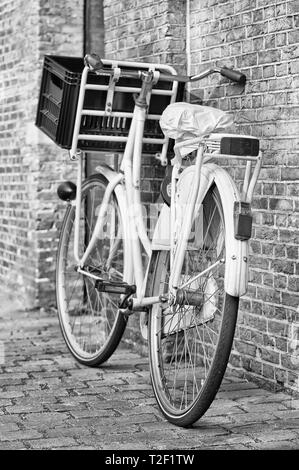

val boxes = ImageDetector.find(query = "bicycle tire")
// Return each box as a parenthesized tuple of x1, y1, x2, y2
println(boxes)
(148, 184, 239, 427)
(56, 173, 128, 366)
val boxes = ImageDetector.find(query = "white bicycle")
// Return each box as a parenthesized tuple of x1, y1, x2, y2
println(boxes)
(55, 54, 262, 427)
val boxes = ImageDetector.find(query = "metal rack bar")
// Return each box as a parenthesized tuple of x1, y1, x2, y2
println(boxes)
(78, 133, 166, 144)
(81, 110, 162, 120)
(85, 84, 174, 96)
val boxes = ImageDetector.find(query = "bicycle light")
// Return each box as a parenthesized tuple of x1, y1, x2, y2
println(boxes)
(221, 136, 259, 156)
(234, 201, 253, 241)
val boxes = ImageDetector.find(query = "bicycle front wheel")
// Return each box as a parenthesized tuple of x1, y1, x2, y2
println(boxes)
(56, 174, 128, 366)
(148, 185, 239, 427)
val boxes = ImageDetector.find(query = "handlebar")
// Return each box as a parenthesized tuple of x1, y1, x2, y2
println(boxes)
(219, 67, 246, 85)
(84, 53, 246, 85)
(84, 53, 104, 73)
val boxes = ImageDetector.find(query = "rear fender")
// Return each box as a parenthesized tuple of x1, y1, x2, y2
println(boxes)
(151, 163, 249, 297)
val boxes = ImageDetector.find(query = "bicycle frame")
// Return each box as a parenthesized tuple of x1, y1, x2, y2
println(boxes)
(71, 100, 203, 307)
(69, 62, 262, 311)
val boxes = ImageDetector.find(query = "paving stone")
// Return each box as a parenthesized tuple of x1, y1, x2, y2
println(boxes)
(0, 399, 14, 407)
(203, 402, 244, 417)
(237, 402, 289, 413)
(0, 415, 23, 424)
(66, 369, 104, 380)
(197, 443, 252, 450)
(29, 371, 69, 380)
(103, 390, 148, 400)
(0, 372, 29, 380)
(69, 409, 119, 419)
(114, 383, 153, 391)
(102, 442, 152, 450)
(50, 445, 90, 449)
(51, 446, 95, 450)
(26, 437, 78, 449)
(228, 412, 279, 425)
(4, 404, 45, 414)
(253, 429, 299, 443)
(26, 388, 69, 398)
(125, 397, 158, 406)
(219, 381, 259, 391)
(283, 398, 299, 410)
(199, 432, 257, 447)
(44, 426, 96, 439)
(178, 425, 230, 441)
(115, 405, 159, 416)
(73, 386, 117, 396)
(252, 440, 299, 450)
(97, 430, 203, 450)
(228, 422, 299, 445)
(0, 429, 43, 441)
(216, 388, 273, 400)
(272, 409, 299, 420)
(85, 377, 129, 386)
(1, 305, 299, 450)
(22, 412, 72, 430)
(60, 378, 89, 388)
(77, 430, 137, 448)
(12, 396, 59, 408)
(234, 391, 292, 405)
(199, 415, 237, 426)
(0, 441, 28, 450)
(42, 401, 89, 412)
(0, 422, 20, 432)
(92, 413, 159, 428)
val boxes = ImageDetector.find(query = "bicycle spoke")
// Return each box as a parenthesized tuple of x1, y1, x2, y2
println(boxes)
(56, 176, 126, 364)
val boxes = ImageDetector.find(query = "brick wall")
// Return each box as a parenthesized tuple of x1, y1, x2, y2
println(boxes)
(104, 0, 186, 72)
(0, 0, 84, 308)
(103, 0, 299, 393)
(0, 0, 39, 308)
(103, 0, 187, 352)
(0, 0, 298, 394)
(91, 0, 181, 211)
(188, 0, 299, 393)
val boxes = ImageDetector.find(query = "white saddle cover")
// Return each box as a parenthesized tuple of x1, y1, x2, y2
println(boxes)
(159, 102, 234, 156)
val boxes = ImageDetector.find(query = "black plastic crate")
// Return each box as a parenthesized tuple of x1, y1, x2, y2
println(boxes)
(36, 55, 184, 154)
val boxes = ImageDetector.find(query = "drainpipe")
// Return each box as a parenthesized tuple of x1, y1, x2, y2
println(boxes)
(186, 0, 191, 102)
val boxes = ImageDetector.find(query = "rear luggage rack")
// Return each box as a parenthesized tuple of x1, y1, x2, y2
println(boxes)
(205, 133, 259, 158)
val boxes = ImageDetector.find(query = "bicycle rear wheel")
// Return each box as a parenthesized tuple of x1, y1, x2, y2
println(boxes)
(56, 174, 128, 366)
(148, 185, 239, 427)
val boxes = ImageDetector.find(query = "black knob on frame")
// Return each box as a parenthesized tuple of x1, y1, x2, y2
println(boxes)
(57, 181, 77, 201)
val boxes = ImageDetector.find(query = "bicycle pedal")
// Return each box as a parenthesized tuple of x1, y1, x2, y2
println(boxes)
(95, 280, 136, 296)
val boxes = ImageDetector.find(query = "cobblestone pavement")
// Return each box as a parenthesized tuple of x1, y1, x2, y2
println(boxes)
(0, 299, 299, 451)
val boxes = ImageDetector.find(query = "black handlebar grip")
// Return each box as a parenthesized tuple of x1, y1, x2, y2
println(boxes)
(84, 53, 104, 72)
(220, 67, 246, 85)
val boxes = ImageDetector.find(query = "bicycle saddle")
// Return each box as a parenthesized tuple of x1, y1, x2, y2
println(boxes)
(159, 102, 234, 141)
